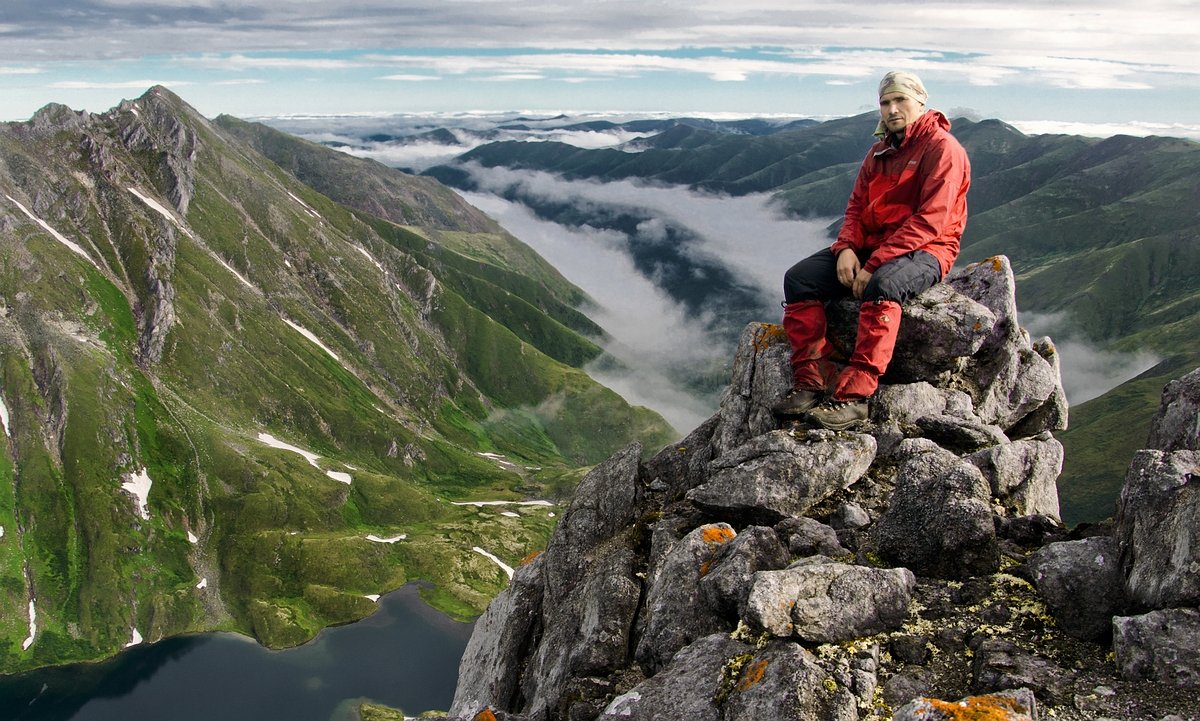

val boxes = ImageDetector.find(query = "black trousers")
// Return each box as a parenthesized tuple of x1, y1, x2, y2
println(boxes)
(783, 248, 942, 305)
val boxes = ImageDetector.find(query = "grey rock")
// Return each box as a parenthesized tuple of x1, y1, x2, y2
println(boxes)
(643, 416, 719, 500)
(522, 542, 642, 719)
(893, 687, 1038, 720)
(874, 382, 977, 426)
(831, 502, 871, 530)
(947, 257, 1060, 431)
(745, 562, 915, 642)
(700, 526, 789, 618)
(968, 437, 1063, 520)
(971, 637, 1073, 705)
(1147, 367, 1200, 452)
(915, 413, 1010, 454)
(712, 323, 793, 458)
(1025, 536, 1129, 641)
(599, 633, 746, 721)
(825, 284, 995, 385)
(635, 523, 739, 673)
(450, 558, 546, 717)
(688, 429, 875, 524)
(1115, 449, 1200, 608)
(883, 668, 936, 709)
(875, 439, 1000, 579)
(1113, 608, 1200, 687)
(721, 640, 861, 721)
(1008, 336, 1069, 437)
(774, 516, 848, 558)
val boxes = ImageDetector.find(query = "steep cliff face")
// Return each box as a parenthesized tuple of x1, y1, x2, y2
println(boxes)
(0, 87, 674, 673)
(448, 256, 1200, 721)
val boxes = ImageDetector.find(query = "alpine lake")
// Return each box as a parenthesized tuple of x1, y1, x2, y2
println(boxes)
(0, 584, 472, 721)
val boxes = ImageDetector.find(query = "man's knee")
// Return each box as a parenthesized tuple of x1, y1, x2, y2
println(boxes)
(864, 251, 941, 302)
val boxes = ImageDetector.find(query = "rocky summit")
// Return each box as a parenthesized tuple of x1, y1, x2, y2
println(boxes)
(443, 255, 1200, 721)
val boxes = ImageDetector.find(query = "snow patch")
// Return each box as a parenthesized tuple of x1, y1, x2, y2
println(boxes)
(287, 191, 322, 219)
(121, 468, 153, 520)
(472, 547, 514, 580)
(0, 526, 4, 539)
(22, 600, 36, 650)
(326, 470, 352, 484)
(257, 432, 321, 468)
(125, 628, 143, 648)
(366, 534, 407, 544)
(452, 500, 554, 508)
(196, 578, 208, 589)
(364, 594, 381, 602)
(216, 256, 255, 290)
(501, 511, 520, 518)
(0, 395, 9, 436)
(5, 194, 100, 269)
(282, 318, 341, 362)
(127, 187, 194, 238)
(187, 530, 199, 544)
(353, 245, 386, 274)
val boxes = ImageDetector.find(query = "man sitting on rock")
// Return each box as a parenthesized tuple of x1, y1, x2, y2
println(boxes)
(774, 70, 971, 430)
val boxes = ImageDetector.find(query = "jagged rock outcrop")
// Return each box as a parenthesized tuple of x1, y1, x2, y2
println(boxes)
(448, 256, 1200, 721)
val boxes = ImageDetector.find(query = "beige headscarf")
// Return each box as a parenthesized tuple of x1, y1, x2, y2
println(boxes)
(874, 70, 928, 138)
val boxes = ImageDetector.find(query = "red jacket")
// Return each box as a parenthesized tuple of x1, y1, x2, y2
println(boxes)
(830, 110, 970, 277)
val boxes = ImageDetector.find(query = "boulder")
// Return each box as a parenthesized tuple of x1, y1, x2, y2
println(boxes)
(700, 526, 790, 618)
(450, 558, 546, 717)
(971, 637, 1073, 705)
(744, 562, 915, 642)
(968, 437, 1063, 520)
(825, 282, 995, 383)
(635, 523, 740, 673)
(1025, 536, 1129, 641)
(1112, 608, 1200, 687)
(688, 429, 875, 524)
(774, 516, 848, 558)
(875, 439, 1000, 579)
(1114, 449, 1200, 608)
(892, 688, 1038, 721)
(1146, 367, 1200, 452)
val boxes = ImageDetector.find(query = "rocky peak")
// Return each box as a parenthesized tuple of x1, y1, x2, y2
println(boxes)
(447, 255, 1200, 721)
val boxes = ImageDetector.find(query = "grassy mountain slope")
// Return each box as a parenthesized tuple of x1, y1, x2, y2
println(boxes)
(430, 112, 1200, 525)
(0, 87, 673, 672)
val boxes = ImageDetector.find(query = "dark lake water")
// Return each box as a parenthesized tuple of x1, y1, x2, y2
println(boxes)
(0, 584, 473, 721)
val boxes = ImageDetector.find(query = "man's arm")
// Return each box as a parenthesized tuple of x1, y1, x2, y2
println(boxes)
(830, 153, 873, 258)
(861, 139, 969, 274)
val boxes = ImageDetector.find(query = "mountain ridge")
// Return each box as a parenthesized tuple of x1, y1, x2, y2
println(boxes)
(0, 86, 674, 672)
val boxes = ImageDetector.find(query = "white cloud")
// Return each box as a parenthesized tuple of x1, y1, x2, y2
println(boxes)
(1022, 311, 1162, 405)
(454, 166, 831, 432)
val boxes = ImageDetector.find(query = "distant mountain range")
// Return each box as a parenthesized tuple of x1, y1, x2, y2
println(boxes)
(402, 111, 1199, 526)
(0, 88, 674, 672)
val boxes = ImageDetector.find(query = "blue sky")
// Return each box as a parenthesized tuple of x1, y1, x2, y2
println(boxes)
(1, 1, 1197, 137)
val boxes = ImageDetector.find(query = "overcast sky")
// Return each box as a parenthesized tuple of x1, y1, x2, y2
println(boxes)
(1, 0, 1197, 137)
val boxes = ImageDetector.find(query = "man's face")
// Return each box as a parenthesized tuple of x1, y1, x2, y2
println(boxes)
(879, 92, 924, 136)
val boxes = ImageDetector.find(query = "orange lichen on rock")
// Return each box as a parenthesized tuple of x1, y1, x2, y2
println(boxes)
(990, 257, 1005, 272)
(473, 710, 499, 721)
(736, 659, 769, 691)
(753, 324, 787, 352)
(701, 526, 736, 545)
(519, 551, 541, 567)
(922, 694, 1030, 720)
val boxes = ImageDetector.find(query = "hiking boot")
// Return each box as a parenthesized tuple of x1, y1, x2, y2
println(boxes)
(771, 388, 823, 418)
(805, 398, 868, 430)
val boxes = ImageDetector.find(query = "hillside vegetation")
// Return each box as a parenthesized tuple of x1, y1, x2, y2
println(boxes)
(0, 88, 674, 672)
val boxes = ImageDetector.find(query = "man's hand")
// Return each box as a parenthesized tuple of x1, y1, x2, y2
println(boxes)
(836, 249, 860, 288)
(852, 269, 873, 300)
